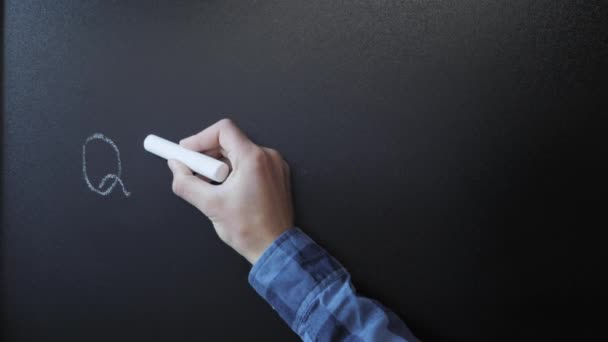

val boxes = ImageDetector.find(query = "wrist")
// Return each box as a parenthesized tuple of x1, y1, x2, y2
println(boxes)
(246, 227, 292, 264)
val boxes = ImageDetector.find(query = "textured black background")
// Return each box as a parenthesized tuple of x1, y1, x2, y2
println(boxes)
(2, 1, 606, 341)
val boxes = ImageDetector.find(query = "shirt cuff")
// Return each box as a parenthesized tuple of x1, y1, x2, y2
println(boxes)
(248, 227, 348, 330)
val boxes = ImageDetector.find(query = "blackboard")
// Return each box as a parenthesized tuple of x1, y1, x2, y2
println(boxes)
(3, 1, 606, 341)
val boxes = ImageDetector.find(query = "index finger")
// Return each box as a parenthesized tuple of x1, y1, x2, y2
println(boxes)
(179, 118, 253, 162)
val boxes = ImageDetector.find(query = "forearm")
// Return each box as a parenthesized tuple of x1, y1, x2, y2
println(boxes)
(249, 228, 418, 342)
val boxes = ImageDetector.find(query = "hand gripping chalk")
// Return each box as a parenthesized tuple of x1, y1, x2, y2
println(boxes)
(144, 134, 230, 183)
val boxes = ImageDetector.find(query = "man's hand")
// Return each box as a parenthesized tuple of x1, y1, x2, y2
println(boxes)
(167, 119, 293, 264)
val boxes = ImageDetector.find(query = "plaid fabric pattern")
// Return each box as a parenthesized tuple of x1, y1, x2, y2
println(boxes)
(249, 228, 418, 342)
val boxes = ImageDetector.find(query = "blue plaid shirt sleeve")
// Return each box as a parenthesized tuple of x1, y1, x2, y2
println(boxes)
(248, 227, 419, 342)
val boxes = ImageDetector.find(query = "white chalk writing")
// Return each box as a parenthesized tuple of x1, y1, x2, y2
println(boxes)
(82, 133, 131, 197)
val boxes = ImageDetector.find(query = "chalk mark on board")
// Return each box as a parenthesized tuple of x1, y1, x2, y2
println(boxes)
(82, 133, 131, 197)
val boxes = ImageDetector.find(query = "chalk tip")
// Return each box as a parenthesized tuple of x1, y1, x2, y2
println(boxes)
(143, 134, 156, 151)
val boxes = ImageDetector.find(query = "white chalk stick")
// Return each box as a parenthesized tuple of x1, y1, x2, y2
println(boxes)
(143, 134, 229, 183)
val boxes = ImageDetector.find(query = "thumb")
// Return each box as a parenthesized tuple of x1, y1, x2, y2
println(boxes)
(167, 159, 216, 212)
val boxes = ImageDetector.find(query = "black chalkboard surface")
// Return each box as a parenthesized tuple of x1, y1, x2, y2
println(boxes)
(3, 1, 606, 341)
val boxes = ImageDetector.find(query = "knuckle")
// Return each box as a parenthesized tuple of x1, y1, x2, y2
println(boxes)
(251, 147, 267, 164)
(266, 148, 281, 159)
(172, 177, 187, 197)
(218, 118, 235, 128)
